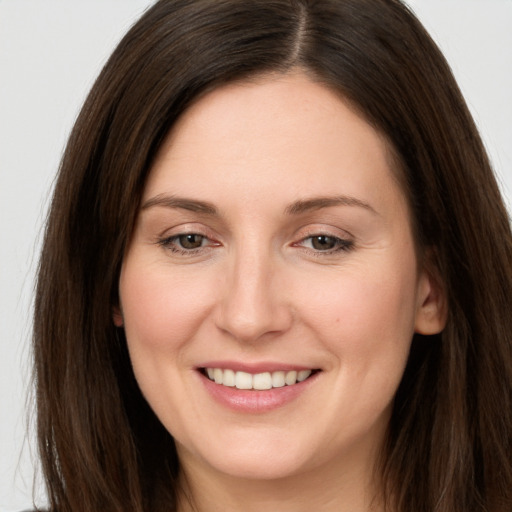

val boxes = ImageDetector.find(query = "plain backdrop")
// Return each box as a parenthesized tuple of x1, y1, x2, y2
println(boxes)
(1, 1, 511, 510)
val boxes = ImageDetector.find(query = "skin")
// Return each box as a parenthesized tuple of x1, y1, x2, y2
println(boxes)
(115, 72, 445, 512)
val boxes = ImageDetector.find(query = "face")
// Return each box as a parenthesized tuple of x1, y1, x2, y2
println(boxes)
(116, 73, 444, 484)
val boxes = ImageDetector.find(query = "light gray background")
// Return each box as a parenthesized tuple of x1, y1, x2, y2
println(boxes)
(1, 1, 511, 510)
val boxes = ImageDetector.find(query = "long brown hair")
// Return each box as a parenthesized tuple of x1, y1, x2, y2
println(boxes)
(33, 1, 512, 511)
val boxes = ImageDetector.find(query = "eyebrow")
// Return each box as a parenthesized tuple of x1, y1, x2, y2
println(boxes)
(284, 196, 378, 216)
(141, 194, 217, 214)
(141, 194, 377, 216)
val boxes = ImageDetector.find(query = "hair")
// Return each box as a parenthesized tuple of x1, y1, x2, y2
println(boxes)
(33, 1, 512, 511)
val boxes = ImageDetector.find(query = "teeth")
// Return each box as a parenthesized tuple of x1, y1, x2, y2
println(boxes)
(223, 368, 236, 387)
(253, 372, 272, 390)
(285, 370, 297, 385)
(213, 368, 223, 384)
(235, 371, 253, 389)
(297, 370, 311, 382)
(205, 368, 313, 389)
(271, 371, 285, 388)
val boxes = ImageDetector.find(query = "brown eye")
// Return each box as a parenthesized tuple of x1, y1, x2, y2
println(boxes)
(311, 235, 337, 251)
(178, 234, 205, 249)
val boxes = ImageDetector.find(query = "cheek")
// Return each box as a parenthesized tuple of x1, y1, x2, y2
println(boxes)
(296, 256, 418, 366)
(118, 261, 220, 420)
(119, 262, 216, 356)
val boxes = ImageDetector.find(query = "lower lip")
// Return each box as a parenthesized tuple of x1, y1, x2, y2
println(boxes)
(199, 371, 319, 413)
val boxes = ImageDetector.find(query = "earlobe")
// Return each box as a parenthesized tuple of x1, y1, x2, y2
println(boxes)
(414, 266, 448, 335)
(112, 306, 124, 327)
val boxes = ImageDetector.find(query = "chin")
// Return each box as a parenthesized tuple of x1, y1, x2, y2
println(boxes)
(177, 430, 320, 481)
(208, 455, 312, 481)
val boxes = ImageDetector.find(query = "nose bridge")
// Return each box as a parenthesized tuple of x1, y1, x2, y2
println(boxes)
(216, 235, 291, 342)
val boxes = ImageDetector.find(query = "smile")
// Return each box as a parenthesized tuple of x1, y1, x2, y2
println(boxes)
(204, 368, 315, 390)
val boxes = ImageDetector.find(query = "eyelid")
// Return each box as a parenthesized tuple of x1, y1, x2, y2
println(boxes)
(157, 233, 220, 257)
(291, 224, 355, 255)
(293, 223, 354, 241)
(155, 221, 215, 238)
(295, 234, 353, 251)
(155, 223, 221, 255)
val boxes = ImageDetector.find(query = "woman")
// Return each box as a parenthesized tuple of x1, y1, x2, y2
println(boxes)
(33, 1, 512, 511)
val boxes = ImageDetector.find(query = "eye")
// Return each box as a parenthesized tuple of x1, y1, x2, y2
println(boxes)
(310, 235, 338, 251)
(176, 233, 206, 249)
(298, 234, 353, 253)
(157, 232, 215, 254)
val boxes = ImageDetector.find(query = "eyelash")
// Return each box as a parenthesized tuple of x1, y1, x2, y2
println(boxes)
(295, 234, 354, 255)
(157, 232, 354, 257)
(157, 233, 215, 255)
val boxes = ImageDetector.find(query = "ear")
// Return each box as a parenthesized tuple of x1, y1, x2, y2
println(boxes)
(414, 255, 448, 335)
(112, 306, 124, 327)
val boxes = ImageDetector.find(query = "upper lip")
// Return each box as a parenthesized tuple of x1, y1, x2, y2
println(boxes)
(197, 361, 319, 374)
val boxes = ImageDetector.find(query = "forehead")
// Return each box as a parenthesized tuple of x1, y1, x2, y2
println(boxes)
(142, 72, 408, 224)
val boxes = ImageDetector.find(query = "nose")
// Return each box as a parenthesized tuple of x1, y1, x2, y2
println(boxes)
(214, 245, 293, 343)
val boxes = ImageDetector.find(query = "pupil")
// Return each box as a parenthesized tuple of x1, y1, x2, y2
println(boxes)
(180, 234, 203, 249)
(312, 235, 335, 250)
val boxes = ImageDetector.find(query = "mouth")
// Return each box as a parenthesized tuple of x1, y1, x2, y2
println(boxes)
(201, 367, 320, 390)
